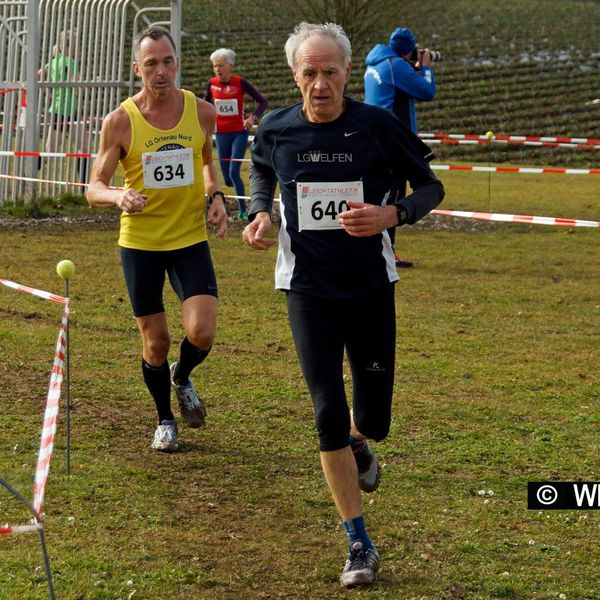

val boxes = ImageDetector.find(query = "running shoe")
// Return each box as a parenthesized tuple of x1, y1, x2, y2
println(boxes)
(170, 362, 206, 428)
(395, 253, 414, 268)
(339, 541, 380, 588)
(151, 419, 178, 452)
(353, 440, 381, 493)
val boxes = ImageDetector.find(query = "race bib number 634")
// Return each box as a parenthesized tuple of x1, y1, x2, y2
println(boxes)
(297, 181, 363, 231)
(142, 147, 194, 189)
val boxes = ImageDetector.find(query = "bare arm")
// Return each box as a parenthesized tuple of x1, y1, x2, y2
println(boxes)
(86, 107, 147, 213)
(198, 99, 228, 239)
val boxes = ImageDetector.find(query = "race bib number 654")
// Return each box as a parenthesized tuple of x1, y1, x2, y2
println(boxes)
(142, 147, 194, 189)
(215, 98, 239, 116)
(297, 181, 363, 231)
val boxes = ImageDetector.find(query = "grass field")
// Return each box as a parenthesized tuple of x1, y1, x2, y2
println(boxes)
(1, 169, 599, 599)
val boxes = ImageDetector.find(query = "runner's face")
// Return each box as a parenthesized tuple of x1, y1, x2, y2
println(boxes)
(292, 35, 351, 123)
(212, 59, 233, 83)
(133, 35, 179, 97)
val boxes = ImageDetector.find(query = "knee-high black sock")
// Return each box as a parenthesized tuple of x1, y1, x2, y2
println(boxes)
(174, 337, 211, 384)
(142, 359, 173, 423)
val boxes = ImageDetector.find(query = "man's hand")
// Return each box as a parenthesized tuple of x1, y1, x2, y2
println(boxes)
(243, 211, 277, 250)
(208, 197, 228, 239)
(116, 188, 147, 213)
(338, 200, 398, 237)
(419, 49, 432, 68)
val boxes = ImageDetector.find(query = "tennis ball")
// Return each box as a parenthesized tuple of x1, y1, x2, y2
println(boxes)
(56, 259, 75, 279)
(485, 130, 494, 140)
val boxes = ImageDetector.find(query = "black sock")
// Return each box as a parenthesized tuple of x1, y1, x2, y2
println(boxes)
(174, 337, 211, 384)
(142, 359, 173, 423)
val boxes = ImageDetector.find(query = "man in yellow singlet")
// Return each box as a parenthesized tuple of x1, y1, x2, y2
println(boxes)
(87, 26, 228, 452)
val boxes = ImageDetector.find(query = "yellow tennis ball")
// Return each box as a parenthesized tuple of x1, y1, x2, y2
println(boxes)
(56, 259, 75, 279)
(485, 131, 494, 140)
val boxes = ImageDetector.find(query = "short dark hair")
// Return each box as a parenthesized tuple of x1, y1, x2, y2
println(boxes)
(133, 26, 176, 61)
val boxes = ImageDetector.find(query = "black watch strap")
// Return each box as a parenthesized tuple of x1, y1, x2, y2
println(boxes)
(395, 203, 408, 226)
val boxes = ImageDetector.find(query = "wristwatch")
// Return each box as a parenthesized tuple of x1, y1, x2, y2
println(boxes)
(208, 190, 226, 204)
(393, 202, 408, 226)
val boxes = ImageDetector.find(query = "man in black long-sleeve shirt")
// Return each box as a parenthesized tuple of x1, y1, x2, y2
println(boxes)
(243, 21, 444, 588)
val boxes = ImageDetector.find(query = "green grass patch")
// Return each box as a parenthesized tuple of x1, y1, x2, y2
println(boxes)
(1, 171, 599, 598)
(0, 193, 89, 219)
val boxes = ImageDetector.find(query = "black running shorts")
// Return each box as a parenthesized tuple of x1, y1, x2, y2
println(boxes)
(120, 241, 218, 318)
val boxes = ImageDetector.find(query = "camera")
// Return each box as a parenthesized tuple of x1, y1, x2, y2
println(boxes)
(410, 47, 442, 63)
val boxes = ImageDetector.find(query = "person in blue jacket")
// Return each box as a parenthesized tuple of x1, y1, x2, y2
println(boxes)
(364, 27, 437, 267)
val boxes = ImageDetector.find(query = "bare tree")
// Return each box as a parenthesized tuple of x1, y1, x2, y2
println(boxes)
(292, 0, 390, 48)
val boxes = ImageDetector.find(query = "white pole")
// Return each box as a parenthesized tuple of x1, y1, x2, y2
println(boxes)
(24, 0, 40, 204)
(170, 0, 181, 88)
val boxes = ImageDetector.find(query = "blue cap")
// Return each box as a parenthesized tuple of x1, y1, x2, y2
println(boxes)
(389, 27, 417, 55)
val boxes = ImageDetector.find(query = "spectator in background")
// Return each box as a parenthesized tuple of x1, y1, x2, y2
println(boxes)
(364, 27, 437, 268)
(205, 48, 268, 220)
(38, 31, 89, 182)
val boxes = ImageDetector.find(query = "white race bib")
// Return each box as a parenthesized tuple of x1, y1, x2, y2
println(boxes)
(214, 98, 239, 116)
(297, 181, 363, 231)
(142, 147, 194, 189)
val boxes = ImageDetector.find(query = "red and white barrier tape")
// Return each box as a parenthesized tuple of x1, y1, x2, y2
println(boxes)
(0, 278, 67, 304)
(2, 150, 598, 175)
(1, 167, 598, 230)
(431, 164, 600, 175)
(426, 138, 600, 150)
(215, 158, 600, 174)
(420, 132, 600, 145)
(0, 278, 69, 527)
(0, 524, 42, 535)
(0, 172, 87, 188)
(432, 209, 600, 228)
(0, 173, 125, 190)
(0, 150, 93, 158)
(33, 302, 69, 516)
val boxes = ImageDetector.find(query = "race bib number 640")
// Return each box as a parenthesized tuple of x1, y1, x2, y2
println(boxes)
(297, 181, 363, 231)
(142, 147, 194, 189)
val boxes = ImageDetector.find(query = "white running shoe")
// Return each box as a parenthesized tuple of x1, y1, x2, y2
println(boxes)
(170, 362, 206, 428)
(151, 420, 178, 452)
(340, 541, 380, 588)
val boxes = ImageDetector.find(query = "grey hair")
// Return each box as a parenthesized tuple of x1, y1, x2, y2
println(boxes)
(210, 48, 236, 65)
(284, 22, 352, 69)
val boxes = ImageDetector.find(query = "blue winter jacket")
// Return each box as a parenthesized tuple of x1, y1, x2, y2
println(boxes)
(364, 43, 436, 133)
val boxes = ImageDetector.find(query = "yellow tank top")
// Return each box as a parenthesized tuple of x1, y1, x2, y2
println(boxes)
(118, 89, 207, 250)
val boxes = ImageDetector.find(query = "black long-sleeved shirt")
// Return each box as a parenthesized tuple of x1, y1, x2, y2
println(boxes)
(249, 97, 444, 298)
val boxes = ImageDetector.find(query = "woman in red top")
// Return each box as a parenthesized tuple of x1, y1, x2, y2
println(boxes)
(205, 48, 268, 219)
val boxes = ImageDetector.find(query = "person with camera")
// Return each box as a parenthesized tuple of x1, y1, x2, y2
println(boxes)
(364, 27, 437, 268)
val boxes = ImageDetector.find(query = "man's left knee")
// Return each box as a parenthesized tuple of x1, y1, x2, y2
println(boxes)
(354, 415, 390, 443)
